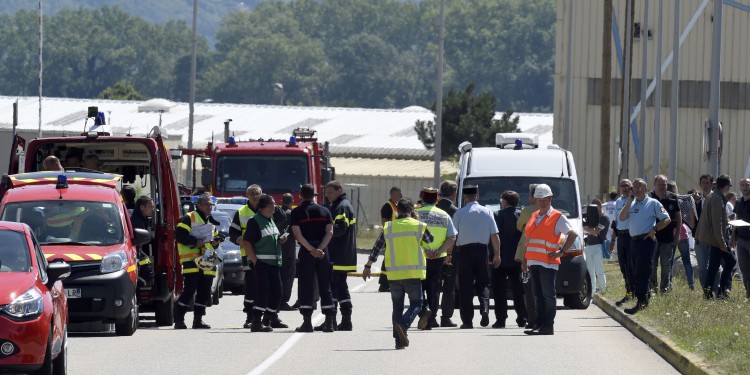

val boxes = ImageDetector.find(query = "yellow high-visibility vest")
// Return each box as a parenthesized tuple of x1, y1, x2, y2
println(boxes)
(383, 217, 427, 281)
(415, 205, 449, 257)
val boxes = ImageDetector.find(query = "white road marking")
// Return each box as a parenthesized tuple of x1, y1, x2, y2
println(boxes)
(246, 279, 371, 375)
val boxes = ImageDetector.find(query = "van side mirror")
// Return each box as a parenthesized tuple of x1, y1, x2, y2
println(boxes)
(201, 169, 212, 188)
(132, 228, 152, 247)
(46, 262, 71, 287)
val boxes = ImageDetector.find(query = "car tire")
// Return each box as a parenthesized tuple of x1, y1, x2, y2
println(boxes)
(154, 295, 175, 326)
(52, 326, 67, 375)
(33, 326, 54, 375)
(115, 294, 138, 336)
(563, 272, 592, 309)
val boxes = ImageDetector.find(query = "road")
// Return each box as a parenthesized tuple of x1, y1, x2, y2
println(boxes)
(67, 256, 679, 375)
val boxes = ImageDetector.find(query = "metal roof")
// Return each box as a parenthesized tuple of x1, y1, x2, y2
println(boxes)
(331, 157, 455, 178)
(0, 96, 553, 153)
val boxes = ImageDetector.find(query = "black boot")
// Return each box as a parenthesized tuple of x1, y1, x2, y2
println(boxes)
(322, 314, 336, 333)
(174, 303, 187, 329)
(337, 314, 353, 331)
(624, 300, 647, 315)
(192, 316, 211, 329)
(265, 312, 289, 329)
(243, 314, 253, 329)
(251, 312, 272, 332)
(315, 314, 337, 331)
(295, 313, 314, 332)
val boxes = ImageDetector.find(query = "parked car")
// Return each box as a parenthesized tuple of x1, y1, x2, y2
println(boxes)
(0, 221, 71, 374)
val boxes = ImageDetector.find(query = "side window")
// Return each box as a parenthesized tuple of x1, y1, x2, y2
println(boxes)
(32, 232, 48, 281)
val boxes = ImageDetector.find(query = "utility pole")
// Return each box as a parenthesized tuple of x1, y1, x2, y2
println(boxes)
(563, 0, 574, 150)
(707, 0, 722, 177)
(619, 0, 633, 180)
(652, 0, 663, 177)
(187, 0, 198, 187)
(433, 0, 445, 188)
(38, 0, 43, 137)
(601, 0, 613, 196)
(668, 0, 680, 180)
(637, 0, 649, 180)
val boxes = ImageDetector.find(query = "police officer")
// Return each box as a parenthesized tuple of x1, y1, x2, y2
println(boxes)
(243, 194, 288, 332)
(131, 195, 155, 288)
(174, 193, 220, 329)
(291, 184, 336, 332)
(362, 198, 434, 349)
(609, 179, 635, 306)
(279, 193, 297, 311)
(436, 180, 459, 328)
(323, 180, 358, 331)
(619, 178, 670, 315)
(452, 185, 500, 329)
(492, 190, 527, 329)
(415, 187, 457, 330)
(229, 184, 287, 328)
(522, 184, 579, 335)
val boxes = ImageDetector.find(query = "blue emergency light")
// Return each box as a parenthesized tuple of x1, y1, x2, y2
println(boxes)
(55, 174, 68, 190)
(288, 136, 297, 146)
(228, 136, 236, 146)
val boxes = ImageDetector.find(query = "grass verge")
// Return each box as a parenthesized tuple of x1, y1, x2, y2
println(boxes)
(601, 262, 749, 374)
(356, 228, 380, 251)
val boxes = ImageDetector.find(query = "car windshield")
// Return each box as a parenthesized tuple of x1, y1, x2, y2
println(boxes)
(215, 155, 308, 194)
(0, 230, 31, 272)
(1, 200, 125, 246)
(463, 177, 580, 218)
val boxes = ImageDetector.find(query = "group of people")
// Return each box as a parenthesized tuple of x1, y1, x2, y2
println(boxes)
(42, 152, 103, 172)
(602, 174, 749, 317)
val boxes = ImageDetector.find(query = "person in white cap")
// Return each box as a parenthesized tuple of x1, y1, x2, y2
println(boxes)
(522, 184, 579, 335)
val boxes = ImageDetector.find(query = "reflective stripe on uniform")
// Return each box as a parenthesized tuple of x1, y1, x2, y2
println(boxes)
(332, 265, 357, 271)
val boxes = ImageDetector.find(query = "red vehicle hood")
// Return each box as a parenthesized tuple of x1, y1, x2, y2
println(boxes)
(0, 272, 37, 305)
(42, 243, 130, 263)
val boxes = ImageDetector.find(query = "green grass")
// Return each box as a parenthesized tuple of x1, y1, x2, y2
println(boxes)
(356, 228, 381, 250)
(601, 262, 750, 374)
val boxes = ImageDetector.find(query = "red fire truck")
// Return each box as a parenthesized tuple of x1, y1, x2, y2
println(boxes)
(175, 128, 335, 203)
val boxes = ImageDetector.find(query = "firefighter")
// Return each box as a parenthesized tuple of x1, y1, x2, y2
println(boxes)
(291, 184, 336, 332)
(415, 187, 457, 330)
(229, 184, 287, 328)
(243, 195, 289, 332)
(131, 195, 155, 288)
(323, 180, 357, 331)
(174, 193, 220, 329)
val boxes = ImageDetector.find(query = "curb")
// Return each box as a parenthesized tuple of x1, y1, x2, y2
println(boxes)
(593, 294, 716, 375)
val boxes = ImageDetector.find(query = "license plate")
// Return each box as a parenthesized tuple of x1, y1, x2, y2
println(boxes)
(65, 288, 81, 299)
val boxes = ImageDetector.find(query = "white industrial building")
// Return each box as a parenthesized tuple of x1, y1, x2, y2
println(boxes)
(554, 0, 750, 199)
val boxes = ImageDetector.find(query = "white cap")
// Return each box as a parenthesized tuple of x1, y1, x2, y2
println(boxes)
(533, 184, 553, 198)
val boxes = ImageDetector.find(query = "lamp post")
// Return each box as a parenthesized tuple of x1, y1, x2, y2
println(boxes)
(187, 0, 198, 186)
(274, 83, 284, 106)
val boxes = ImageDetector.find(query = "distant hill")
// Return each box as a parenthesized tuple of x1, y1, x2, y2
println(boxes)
(0, 0, 261, 45)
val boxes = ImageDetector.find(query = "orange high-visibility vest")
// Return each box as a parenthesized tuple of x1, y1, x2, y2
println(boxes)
(523, 209, 563, 266)
(386, 200, 398, 222)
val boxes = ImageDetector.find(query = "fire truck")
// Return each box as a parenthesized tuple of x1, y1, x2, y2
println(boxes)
(174, 128, 335, 203)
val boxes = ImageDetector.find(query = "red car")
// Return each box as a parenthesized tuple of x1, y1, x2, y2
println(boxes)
(0, 221, 70, 374)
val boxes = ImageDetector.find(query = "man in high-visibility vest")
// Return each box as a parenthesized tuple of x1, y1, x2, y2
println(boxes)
(415, 187, 456, 330)
(174, 193, 221, 329)
(363, 198, 434, 349)
(323, 180, 358, 331)
(377, 186, 403, 292)
(243, 194, 289, 332)
(522, 184, 579, 335)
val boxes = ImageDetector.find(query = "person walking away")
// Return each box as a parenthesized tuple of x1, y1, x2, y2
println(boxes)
(649, 175, 682, 293)
(453, 185, 500, 329)
(174, 193, 221, 329)
(415, 187, 457, 330)
(378, 186, 403, 292)
(279, 193, 297, 311)
(243, 195, 288, 332)
(609, 179, 636, 306)
(583, 199, 609, 296)
(514, 184, 539, 329)
(291, 184, 336, 332)
(492, 190, 527, 328)
(618, 179, 670, 315)
(730, 178, 750, 299)
(323, 181, 358, 331)
(522, 184, 579, 335)
(696, 175, 737, 299)
(362, 198, 434, 349)
(436, 180, 459, 328)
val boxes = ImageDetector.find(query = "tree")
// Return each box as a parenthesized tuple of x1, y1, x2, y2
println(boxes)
(98, 80, 146, 100)
(415, 83, 519, 157)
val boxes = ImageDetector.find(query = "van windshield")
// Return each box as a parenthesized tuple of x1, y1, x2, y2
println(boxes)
(215, 155, 309, 194)
(0, 201, 125, 246)
(463, 177, 580, 218)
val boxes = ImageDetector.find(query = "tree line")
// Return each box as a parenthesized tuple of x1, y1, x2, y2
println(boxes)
(0, 0, 556, 112)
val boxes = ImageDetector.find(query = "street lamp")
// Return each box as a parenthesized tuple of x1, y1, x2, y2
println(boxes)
(274, 83, 284, 106)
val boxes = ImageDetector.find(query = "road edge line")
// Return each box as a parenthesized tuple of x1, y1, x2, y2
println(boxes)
(593, 294, 717, 375)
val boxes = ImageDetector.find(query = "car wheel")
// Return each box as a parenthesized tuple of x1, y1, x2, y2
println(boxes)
(52, 326, 67, 375)
(33, 326, 53, 375)
(115, 294, 138, 336)
(563, 272, 592, 309)
(154, 296, 174, 326)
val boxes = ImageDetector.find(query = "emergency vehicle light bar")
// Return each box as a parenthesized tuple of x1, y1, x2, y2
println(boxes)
(496, 133, 539, 149)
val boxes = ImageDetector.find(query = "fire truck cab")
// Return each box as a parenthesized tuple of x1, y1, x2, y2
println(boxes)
(1, 126, 183, 328)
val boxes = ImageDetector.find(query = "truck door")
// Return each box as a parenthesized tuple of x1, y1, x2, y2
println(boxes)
(0, 135, 27, 200)
(152, 133, 182, 295)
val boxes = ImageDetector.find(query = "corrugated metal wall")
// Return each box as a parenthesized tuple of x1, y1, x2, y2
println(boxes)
(554, 0, 750, 199)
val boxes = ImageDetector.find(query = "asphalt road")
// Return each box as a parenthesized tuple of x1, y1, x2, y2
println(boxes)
(67, 256, 679, 375)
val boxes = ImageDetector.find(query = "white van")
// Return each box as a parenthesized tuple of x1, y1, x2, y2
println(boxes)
(456, 133, 591, 309)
